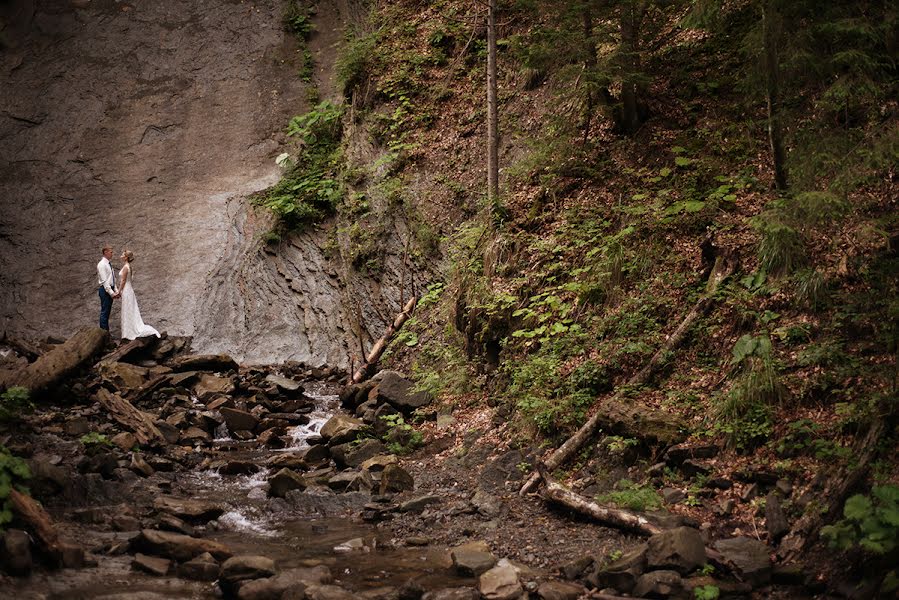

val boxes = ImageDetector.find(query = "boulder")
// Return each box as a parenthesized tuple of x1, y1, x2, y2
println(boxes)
(237, 564, 332, 600)
(220, 460, 261, 476)
(171, 354, 239, 372)
(220, 407, 259, 434)
(471, 490, 501, 518)
(379, 464, 414, 494)
(131, 529, 232, 561)
(269, 468, 307, 498)
(130, 454, 155, 477)
(304, 584, 357, 600)
(265, 374, 304, 396)
(155, 421, 181, 444)
(375, 372, 433, 413)
(371, 403, 402, 436)
(360, 454, 398, 472)
(451, 541, 496, 577)
(479, 559, 524, 600)
(646, 527, 706, 575)
(132, 553, 171, 576)
(330, 439, 387, 468)
(712, 537, 772, 586)
(593, 543, 647, 593)
(319, 414, 365, 445)
(398, 495, 441, 513)
(664, 443, 720, 465)
(154, 496, 225, 523)
(181, 426, 212, 444)
(194, 373, 235, 400)
(98, 361, 149, 391)
(178, 551, 220, 581)
(632, 570, 683, 598)
(220, 554, 277, 585)
(111, 432, 137, 452)
(536, 581, 586, 600)
(1, 529, 32, 574)
(64, 417, 91, 436)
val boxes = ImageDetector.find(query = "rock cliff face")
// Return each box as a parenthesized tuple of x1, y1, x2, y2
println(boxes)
(1, 0, 418, 367)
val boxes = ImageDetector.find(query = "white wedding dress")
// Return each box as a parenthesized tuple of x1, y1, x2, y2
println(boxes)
(118, 264, 160, 340)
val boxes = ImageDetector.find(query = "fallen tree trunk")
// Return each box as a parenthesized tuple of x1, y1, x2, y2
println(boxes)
(0, 327, 108, 395)
(9, 488, 63, 557)
(540, 470, 664, 536)
(352, 296, 417, 384)
(98, 336, 153, 365)
(520, 254, 736, 495)
(778, 414, 888, 562)
(95, 388, 165, 446)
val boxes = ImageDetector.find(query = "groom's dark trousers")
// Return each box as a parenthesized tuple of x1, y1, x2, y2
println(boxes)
(99, 286, 113, 331)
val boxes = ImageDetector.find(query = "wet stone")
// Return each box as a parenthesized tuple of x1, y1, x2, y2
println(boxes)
(220, 554, 277, 585)
(131, 528, 232, 562)
(132, 552, 171, 576)
(269, 468, 308, 498)
(220, 460, 261, 476)
(632, 570, 683, 598)
(536, 581, 587, 600)
(330, 439, 387, 468)
(221, 407, 259, 434)
(479, 559, 523, 600)
(305, 584, 357, 600)
(646, 527, 706, 575)
(179, 551, 220, 581)
(451, 541, 496, 577)
(154, 496, 224, 522)
(111, 515, 141, 531)
(1, 529, 32, 574)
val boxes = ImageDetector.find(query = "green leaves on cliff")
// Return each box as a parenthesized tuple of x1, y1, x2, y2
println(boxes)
(257, 101, 346, 228)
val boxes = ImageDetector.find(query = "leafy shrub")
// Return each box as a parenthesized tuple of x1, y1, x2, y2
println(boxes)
(821, 485, 899, 554)
(379, 414, 423, 455)
(0, 445, 31, 530)
(0, 386, 31, 422)
(80, 432, 112, 449)
(752, 215, 806, 275)
(336, 28, 379, 97)
(256, 101, 345, 228)
(284, 0, 314, 40)
(794, 268, 828, 309)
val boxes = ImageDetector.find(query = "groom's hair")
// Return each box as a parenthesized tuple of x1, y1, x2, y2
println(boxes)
(102, 244, 112, 252)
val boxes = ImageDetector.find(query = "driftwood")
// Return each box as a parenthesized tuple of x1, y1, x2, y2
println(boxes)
(0, 327, 108, 395)
(520, 254, 736, 495)
(9, 488, 63, 556)
(539, 468, 664, 536)
(352, 296, 417, 383)
(95, 388, 165, 446)
(778, 414, 888, 562)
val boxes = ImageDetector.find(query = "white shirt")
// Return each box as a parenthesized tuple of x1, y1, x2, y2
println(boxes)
(97, 257, 116, 295)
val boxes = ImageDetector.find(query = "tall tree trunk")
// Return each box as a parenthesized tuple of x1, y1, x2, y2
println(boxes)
(618, 1, 646, 135)
(486, 0, 499, 203)
(762, 0, 788, 191)
(581, 5, 597, 144)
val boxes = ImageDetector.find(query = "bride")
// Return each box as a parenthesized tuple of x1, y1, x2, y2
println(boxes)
(116, 250, 160, 340)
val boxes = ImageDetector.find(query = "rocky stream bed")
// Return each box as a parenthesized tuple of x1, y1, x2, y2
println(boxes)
(0, 331, 829, 599)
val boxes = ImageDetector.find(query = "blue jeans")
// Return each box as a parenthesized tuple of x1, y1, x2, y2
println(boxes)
(99, 286, 113, 331)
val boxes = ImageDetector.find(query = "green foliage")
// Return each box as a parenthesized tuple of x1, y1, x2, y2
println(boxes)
(793, 269, 828, 309)
(379, 414, 424, 455)
(821, 485, 899, 555)
(752, 214, 805, 276)
(0, 386, 32, 422)
(597, 479, 662, 512)
(716, 334, 785, 449)
(80, 432, 112, 448)
(693, 584, 721, 600)
(257, 101, 345, 228)
(417, 282, 446, 308)
(284, 0, 314, 40)
(0, 446, 31, 530)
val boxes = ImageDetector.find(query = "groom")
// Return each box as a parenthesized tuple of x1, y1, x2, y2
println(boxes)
(97, 244, 118, 331)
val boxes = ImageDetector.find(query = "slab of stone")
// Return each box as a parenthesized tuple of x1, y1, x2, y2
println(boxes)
(304, 584, 358, 600)
(110, 432, 137, 452)
(154, 496, 224, 522)
(422, 589, 479, 600)
(65, 417, 91, 436)
(399, 495, 441, 513)
(1, 529, 32, 574)
(765, 491, 789, 542)
(194, 373, 235, 400)
(320, 414, 365, 445)
(451, 541, 496, 577)
(379, 463, 414, 494)
(220, 554, 277, 584)
(375, 371, 433, 413)
(172, 354, 239, 372)
(536, 581, 586, 600)
(237, 565, 332, 600)
(478, 559, 523, 600)
(132, 553, 171, 576)
(712, 536, 772, 586)
(220, 407, 259, 433)
(131, 529, 232, 561)
(330, 439, 387, 468)
(269, 468, 307, 498)
(646, 526, 707, 575)
(178, 552, 220, 581)
(594, 543, 647, 593)
(632, 569, 683, 598)
(265, 373, 304, 395)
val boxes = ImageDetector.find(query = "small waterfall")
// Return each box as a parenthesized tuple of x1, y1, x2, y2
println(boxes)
(288, 388, 340, 448)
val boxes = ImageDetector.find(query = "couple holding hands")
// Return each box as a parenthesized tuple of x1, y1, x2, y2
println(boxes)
(96, 244, 160, 340)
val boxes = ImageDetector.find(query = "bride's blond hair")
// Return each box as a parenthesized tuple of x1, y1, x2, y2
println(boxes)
(123, 250, 135, 263)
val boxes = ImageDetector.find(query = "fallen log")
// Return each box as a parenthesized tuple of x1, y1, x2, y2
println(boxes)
(0, 327, 108, 395)
(95, 388, 165, 446)
(98, 336, 153, 365)
(9, 489, 84, 567)
(352, 296, 417, 384)
(520, 254, 736, 496)
(169, 353, 238, 373)
(0, 333, 47, 361)
(539, 469, 664, 537)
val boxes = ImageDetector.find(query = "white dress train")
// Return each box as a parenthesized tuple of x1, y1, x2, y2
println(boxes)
(119, 264, 160, 340)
